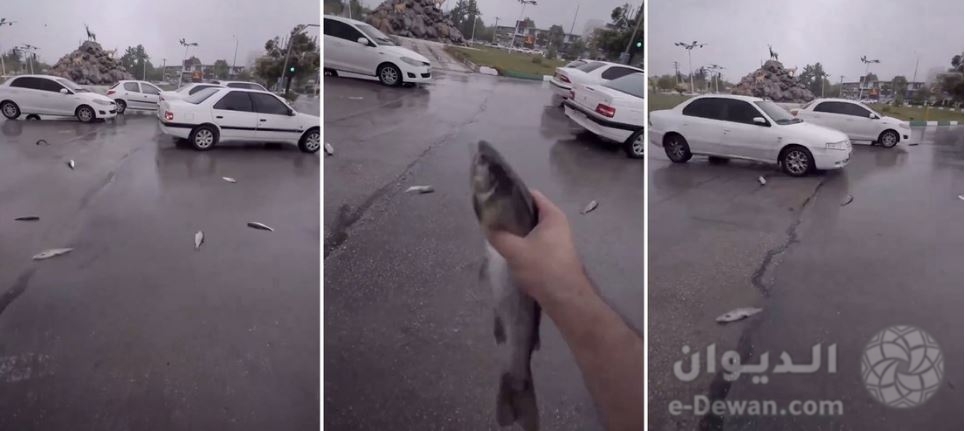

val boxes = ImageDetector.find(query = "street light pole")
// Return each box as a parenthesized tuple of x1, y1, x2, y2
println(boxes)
(492, 17, 499, 44)
(232, 34, 238, 78)
(178, 39, 199, 87)
(513, 0, 537, 48)
(857, 56, 880, 100)
(675, 41, 706, 94)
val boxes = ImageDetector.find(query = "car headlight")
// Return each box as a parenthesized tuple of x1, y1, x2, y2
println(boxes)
(93, 99, 111, 106)
(825, 140, 850, 151)
(400, 57, 426, 67)
(898, 122, 910, 129)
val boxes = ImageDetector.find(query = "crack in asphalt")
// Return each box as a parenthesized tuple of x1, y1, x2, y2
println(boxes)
(323, 91, 493, 260)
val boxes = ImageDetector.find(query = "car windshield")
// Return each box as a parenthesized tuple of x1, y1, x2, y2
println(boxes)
(55, 78, 89, 93)
(603, 73, 644, 98)
(576, 62, 606, 72)
(754, 100, 802, 125)
(183, 88, 219, 104)
(356, 23, 396, 46)
(565, 60, 587, 68)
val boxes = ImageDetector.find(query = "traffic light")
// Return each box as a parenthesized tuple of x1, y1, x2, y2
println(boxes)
(636, 41, 642, 49)
(286, 65, 296, 76)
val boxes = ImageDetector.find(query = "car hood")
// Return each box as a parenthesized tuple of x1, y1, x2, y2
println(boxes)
(881, 115, 907, 127)
(293, 111, 319, 124)
(77, 91, 114, 103)
(379, 46, 431, 64)
(781, 121, 849, 144)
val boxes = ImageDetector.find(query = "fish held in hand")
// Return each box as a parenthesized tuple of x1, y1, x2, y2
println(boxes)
(470, 140, 541, 431)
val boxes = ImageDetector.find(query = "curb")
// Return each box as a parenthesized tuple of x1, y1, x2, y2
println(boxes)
(908, 120, 960, 127)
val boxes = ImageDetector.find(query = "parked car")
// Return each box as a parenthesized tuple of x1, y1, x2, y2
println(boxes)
(158, 83, 224, 104)
(549, 61, 643, 100)
(0, 74, 117, 122)
(649, 95, 852, 177)
(106, 80, 162, 114)
(323, 15, 432, 87)
(791, 98, 910, 148)
(563, 72, 645, 158)
(210, 80, 269, 91)
(158, 87, 319, 153)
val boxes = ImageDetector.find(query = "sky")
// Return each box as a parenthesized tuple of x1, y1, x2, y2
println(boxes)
(649, 0, 964, 83)
(357, 0, 640, 35)
(0, 0, 319, 68)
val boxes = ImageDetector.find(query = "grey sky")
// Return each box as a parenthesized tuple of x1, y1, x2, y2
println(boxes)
(649, 0, 964, 83)
(358, 0, 640, 35)
(0, 0, 319, 68)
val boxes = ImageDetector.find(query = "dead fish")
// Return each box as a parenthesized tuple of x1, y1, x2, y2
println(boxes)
(324, 142, 334, 156)
(222, 176, 237, 183)
(35, 139, 48, 146)
(470, 140, 541, 431)
(909, 142, 920, 146)
(32, 248, 73, 260)
(67, 160, 75, 170)
(194, 231, 204, 249)
(405, 185, 435, 194)
(716, 307, 763, 324)
(841, 195, 854, 206)
(14, 216, 40, 221)
(581, 200, 598, 214)
(959, 195, 964, 201)
(247, 222, 274, 232)
(758, 176, 767, 186)
(348, 96, 363, 100)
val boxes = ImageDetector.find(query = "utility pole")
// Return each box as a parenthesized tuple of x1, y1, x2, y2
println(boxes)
(674, 40, 707, 94)
(161, 58, 166, 82)
(178, 38, 199, 87)
(673, 61, 680, 86)
(492, 17, 499, 44)
(232, 34, 239, 78)
(568, 5, 579, 36)
(621, 1, 644, 65)
(0, 18, 16, 77)
(513, 0, 537, 48)
(857, 55, 880, 100)
(911, 55, 919, 86)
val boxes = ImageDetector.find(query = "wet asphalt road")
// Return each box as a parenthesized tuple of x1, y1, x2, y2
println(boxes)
(648, 128, 964, 430)
(323, 72, 643, 430)
(0, 99, 320, 430)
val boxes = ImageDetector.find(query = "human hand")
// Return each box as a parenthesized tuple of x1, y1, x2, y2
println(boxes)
(485, 190, 587, 303)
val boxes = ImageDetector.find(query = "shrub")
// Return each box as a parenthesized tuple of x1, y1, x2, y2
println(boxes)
(531, 56, 542, 64)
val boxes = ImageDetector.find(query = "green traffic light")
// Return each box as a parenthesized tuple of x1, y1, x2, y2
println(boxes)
(636, 41, 642, 48)
(289, 67, 296, 72)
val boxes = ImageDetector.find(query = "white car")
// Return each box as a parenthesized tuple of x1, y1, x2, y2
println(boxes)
(158, 87, 320, 153)
(0, 74, 117, 122)
(649, 95, 852, 177)
(550, 61, 644, 100)
(791, 98, 910, 148)
(563, 72, 645, 158)
(106, 80, 162, 114)
(323, 15, 432, 86)
(210, 80, 269, 91)
(158, 83, 225, 104)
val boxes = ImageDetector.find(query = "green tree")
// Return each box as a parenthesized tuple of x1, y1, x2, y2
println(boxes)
(448, 0, 482, 38)
(891, 75, 908, 104)
(589, 4, 641, 61)
(797, 63, 830, 97)
(256, 25, 320, 92)
(656, 74, 676, 90)
(323, 0, 343, 15)
(547, 25, 565, 51)
(913, 85, 931, 104)
(213, 59, 230, 80)
(951, 53, 963, 73)
(120, 44, 155, 79)
(565, 39, 586, 59)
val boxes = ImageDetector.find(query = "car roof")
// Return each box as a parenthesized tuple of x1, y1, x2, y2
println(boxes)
(214, 80, 265, 86)
(325, 14, 365, 26)
(11, 74, 66, 79)
(810, 98, 859, 103)
(690, 94, 765, 102)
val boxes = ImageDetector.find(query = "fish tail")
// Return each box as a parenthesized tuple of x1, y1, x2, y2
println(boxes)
(496, 371, 539, 431)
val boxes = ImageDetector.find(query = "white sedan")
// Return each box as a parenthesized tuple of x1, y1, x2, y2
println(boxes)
(107, 80, 163, 114)
(158, 83, 224, 104)
(563, 72, 645, 158)
(158, 87, 320, 153)
(323, 15, 432, 86)
(791, 98, 911, 148)
(649, 95, 852, 177)
(210, 80, 269, 91)
(550, 61, 644, 100)
(0, 74, 117, 122)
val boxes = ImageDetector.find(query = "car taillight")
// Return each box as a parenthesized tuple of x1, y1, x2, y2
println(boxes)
(595, 104, 615, 118)
(791, 109, 798, 116)
(106, 90, 115, 96)
(560, 74, 571, 83)
(164, 111, 174, 121)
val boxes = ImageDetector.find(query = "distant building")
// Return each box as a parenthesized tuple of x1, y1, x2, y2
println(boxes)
(841, 80, 926, 100)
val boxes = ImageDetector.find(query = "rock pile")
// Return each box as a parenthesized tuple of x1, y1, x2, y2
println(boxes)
(365, 0, 465, 44)
(731, 60, 814, 102)
(48, 41, 133, 85)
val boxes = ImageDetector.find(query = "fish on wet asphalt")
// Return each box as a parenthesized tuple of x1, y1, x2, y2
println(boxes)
(581, 200, 598, 214)
(32, 248, 74, 260)
(194, 231, 204, 249)
(716, 307, 763, 324)
(247, 222, 274, 232)
(470, 140, 541, 431)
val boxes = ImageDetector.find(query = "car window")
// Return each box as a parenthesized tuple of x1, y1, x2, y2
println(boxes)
(565, 60, 586, 68)
(213, 91, 254, 111)
(814, 101, 847, 114)
(576, 62, 606, 72)
(188, 85, 218, 95)
(141, 83, 161, 95)
(602, 72, 644, 98)
(9, 77, 37, 89)
(754, 100, 800, 125)
(723, 99, 764, 125)
(34, 78, 64, 93)
(250, 92, 290, 115)
(356, 22, 395, 46)
(124, 82, 139, 92)
(326, 19, 365, 43)
(682, 98, 725, 120)
(601, 66, 639, 80)
(844, 102, 872, 118)
(183, 88, 220, 104)
(54, 78, 87, 93)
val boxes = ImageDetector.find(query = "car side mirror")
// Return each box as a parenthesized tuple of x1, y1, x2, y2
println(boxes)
(752, 116, 767, 125)
(357, 37, 369, 46)
(59, 88, 70, 95)
(869, 113, 878, 119)
(287, 108, 295, 116)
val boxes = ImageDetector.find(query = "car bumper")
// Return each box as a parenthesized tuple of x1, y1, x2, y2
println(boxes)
(550, 79, 572, 97)
(562, 100, 639, 143)
(158, 119, 192, 139)
(812, 149, 851, 170)
(649, 129, 665, 147)
(97, 108, 118, 119)
(400, 63, 432, 83)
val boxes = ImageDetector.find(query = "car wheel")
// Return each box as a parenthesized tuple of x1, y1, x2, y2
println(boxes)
(377, 64, 402, 86)
(780, 145, 814, 177)
(299, 128, 320, 153)
(623, 130, 645, 159)
(115, 100, 127, 114)
(1, 101, 21, 119)
(877, 129, 899, 148)
(76, 105, 95, 123)
(189, 125, 218, 151)
(664, 134, 692, 163)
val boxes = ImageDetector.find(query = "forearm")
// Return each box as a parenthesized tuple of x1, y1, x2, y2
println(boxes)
(538, 273, 644, 430)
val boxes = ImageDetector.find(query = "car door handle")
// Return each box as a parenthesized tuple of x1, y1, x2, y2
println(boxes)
(216, 115, 223, 119)
(723, 129, 731, 132)
(259, 119, 267, 122)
